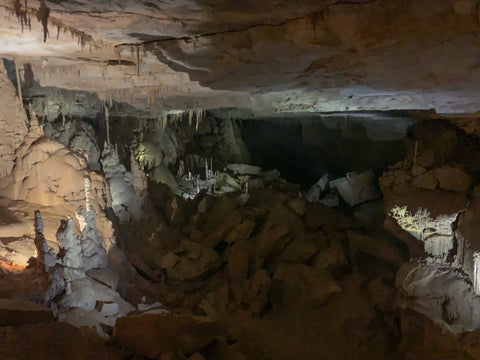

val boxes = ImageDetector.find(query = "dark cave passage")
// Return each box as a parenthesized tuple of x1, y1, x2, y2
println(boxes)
(237, 113, 412, 187)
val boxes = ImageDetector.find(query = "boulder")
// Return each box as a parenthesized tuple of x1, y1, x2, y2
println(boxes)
(241, 270, 270, 315)
(255, 223, 289, 258)
(0, 299, 53, 326)
(434, 166, 472, 192)
(416, 149, 435, 168)
(347, 231, 405, 269)
(367, 277, 395, 312)
(114, 312, 219, 358)
(305, 174, 329, 203)
(314, 241, 347, 271)
(0, 322, 122, 359)
(225, 219, 256, 244)
(304, 204, 346, 231)
(226, 164, 262, 176)
(206, 210, 242, 247)
(274, 263, 341, 304)
(278, 238, 321, 263)
(247, 178, 264, 189)
(260, 169, 281, 183)
(379, 169, 411, 188)
(167, 248, 220, 281)
(412, 171, 437, 190)
(288, 198, 306, 217)
(411, 165, 426, 176)
(227, 242, 249, 287)
(330, 170, 379, 206)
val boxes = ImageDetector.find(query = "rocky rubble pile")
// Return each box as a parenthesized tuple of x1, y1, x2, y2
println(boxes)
(115, 177, 480, 359)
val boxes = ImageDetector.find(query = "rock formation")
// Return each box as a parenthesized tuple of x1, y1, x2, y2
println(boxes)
(0, 61, 28, 178)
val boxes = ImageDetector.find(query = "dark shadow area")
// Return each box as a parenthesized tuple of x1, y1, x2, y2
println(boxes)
(238, 113, 412, 187)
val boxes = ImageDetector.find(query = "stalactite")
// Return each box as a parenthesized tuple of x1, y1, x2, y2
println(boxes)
(136, 46, 140, 76)
(37, 0, 49, 43)
(13, 0, 30, 34)
(104, 102, 110, 145)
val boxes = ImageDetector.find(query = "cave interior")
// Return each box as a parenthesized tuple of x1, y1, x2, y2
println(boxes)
(2, 1, 480, 359)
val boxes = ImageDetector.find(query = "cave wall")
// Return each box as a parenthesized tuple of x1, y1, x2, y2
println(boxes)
(0, 61, 28, 178)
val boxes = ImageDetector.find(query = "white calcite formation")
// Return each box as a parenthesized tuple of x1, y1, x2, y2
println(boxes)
(474, 252, 480, 295)
(43, 119, 101, 171)
(130, 153, 148, 203)
(175, 160, 270, 200)
(330, 170, 379, 207)
(75, 178, 108, 270)
(56, 217, 85, 295)
(390, 206, 460, 264)
(101, 142, 143, 222)
(33, 210, 57, 270)
(34, 204, 134, 335)
(397, 262, 480, 334)
(391, 205, 480, 332)
(76, 207, 108, 271)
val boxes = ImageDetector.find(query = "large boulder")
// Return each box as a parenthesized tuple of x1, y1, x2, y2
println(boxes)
(412, 171, 437, 190)
(0, 299, 53, 326)
(114, 312, 219, 358)
(0, 322, 123, 359)
(433, 166, 472, 192)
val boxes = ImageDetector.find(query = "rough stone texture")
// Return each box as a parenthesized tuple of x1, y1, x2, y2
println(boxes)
(2, 0, 480, 115)
(0, 322, 123, 360)
(412, 171, 438, 190)
(101, 143, 143, 222)
(434, 166, 472, 192)
(114, 312, 219, 358)
(416, 149, 436, 169)
(0, 62, 28, 179)
(0, 298, 53, 326)
(44, 120, 101, 170)
(0, 130, 114, 250)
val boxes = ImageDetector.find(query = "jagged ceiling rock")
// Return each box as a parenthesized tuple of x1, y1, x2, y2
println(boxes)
(1, 0, 480, 114)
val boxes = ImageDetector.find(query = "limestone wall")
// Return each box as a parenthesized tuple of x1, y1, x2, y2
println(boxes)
(0, 62, 28, 178)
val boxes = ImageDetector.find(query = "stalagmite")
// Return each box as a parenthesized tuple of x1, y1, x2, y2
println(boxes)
(57, 217, 82, 269)
(474, 252, 480, 295)
(84, 177, 91, 212)
(14, 58, 23, 104)
(104, 103, 110, 145)
(205, 158, 209, 180)
(56, 217, 84, 294)
(33, 210, 56, 269)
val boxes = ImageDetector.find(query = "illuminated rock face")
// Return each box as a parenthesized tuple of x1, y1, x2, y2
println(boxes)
(396, 262, 480, 333)
(390, 206, 461, 265)
(76, 208, 108, 271)
(2, 0, 480, 115)
(0, 62, 28, 178)
(101, 143, 144, 223)
(35, 207, 134, 334)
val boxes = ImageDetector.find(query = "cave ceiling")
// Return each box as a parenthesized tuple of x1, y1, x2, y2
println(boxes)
(1, 0, 480, 115)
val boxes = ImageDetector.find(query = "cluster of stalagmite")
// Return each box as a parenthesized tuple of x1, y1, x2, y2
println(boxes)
(34, 180, 134, 335)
